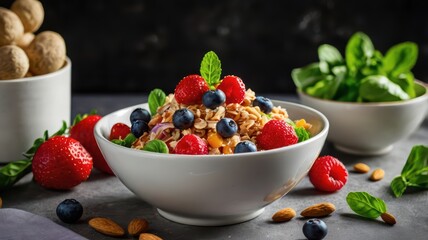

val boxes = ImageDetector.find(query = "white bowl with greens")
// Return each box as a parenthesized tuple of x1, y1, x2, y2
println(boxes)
(293, 32, 428, 155)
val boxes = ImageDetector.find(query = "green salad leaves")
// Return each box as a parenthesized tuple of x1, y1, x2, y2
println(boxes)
(292, 32, 419, 102)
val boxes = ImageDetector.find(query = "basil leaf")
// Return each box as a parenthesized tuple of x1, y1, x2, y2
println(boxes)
(359, 75, 410, 102)
(318, 44, 343, 66)
(346, 192, 387, 219)
(291, 63, 324, 89)
(390, 176, 407, 197)
(0, 159, 32, 190)
(111, 133, 137, 148)
(148, 88, 166, 115)
(400, 145, 428, 178)
(345, 32, 374, 73)
(143, 139, 169, 153)
(200, 51, 222, 88)
(383, 42, 418, 78)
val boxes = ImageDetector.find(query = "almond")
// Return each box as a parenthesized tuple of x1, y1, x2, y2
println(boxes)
(300, 202, 336, 217)
(370, 168, 385, 181)
(381, 212, 397, 225)
(272, 208, 296, 222)
(353, 163, 370, 173)
(139, 233, 163, 240)
(128, 218, 149, 236)
(88, 217, 125, 237)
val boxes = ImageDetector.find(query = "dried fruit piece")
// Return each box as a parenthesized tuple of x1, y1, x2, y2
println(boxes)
(353, 163, 370, 173)
(272, 208, 296, 222)
(370, 168, 385, 181)
(128, 218, 149, 237)
(139, 233, 163, 240)
(381, 212, 397, 225)
(301, 202, 336, 218)
(88, 217, 125, 237)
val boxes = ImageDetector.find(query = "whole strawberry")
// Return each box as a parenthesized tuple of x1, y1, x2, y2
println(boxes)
(174, 134, 208, 155)
(217, 75, 246, 104)
(32, 136, 93, 190)
(174, 74, 209, 105)
(70, 114, 114, 175)
(257, 120, 298, 150)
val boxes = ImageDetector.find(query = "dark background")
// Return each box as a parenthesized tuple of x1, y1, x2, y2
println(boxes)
(2, 0, 428, 94)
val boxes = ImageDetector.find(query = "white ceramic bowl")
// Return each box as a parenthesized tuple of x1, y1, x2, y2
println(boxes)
(94, 101, 329, 226)
(0, 58, 71, 163)
(298, 81, 428, 156)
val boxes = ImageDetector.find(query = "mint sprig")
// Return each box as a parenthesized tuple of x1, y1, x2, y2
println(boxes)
(200, 51, 222, 89)
(148, 88, 166, 115)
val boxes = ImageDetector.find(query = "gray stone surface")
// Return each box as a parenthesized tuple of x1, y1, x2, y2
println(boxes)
(1, 94, 427, 240)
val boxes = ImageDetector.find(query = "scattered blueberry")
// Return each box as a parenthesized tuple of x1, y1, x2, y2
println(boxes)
(234, 141, 257, 153)
(202, 89, 226, 109)
(130, 108, 151, 123)
(56, 199, 83, 224)
(216, 118, 238, 138)
(131, 120, 149, 138)
(302, 218, 328, 240)
(173, 108, 195, 130)
(253, 96, 273, 114)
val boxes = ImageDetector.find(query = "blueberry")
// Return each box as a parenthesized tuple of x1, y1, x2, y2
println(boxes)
(234, 141, 257, 153)
(202, 89, 226, 109)
(130, 108, 151, 123)
(302, 218, 328, 240)
(173, 108, 194, 130)
(56, 199, 83, 224)
(216, 118, 238, 138)
(131, 120, 149, 138)
(253, 96, 273, 114)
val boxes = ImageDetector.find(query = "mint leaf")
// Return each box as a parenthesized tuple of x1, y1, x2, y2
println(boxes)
(148, 88, 166, 115)
(200, 51, 222, 88)
(346, 192, 387, 219)
(143, 139, 169, 153)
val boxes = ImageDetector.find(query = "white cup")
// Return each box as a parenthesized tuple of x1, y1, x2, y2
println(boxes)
(0, 58, 71, 163)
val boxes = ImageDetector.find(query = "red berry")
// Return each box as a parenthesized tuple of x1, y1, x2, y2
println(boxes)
(174, 75, 209, 105)
(309, 155, 348, 192)
(256, 120, 298, 150)
(174, 134, 208, 155)
(109, 123, 131, 140)
(70, 115, 114, 175)
(217, 75, 246, 104)
(32, 136, 93, 190)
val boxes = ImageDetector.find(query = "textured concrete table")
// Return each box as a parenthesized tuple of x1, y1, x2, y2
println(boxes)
(1, 94, 427, 240)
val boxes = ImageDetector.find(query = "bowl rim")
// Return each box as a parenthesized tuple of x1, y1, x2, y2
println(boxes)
(297, 80, 428, 107)
(94, 100, 329, 159)
(0, 57, 71, 83)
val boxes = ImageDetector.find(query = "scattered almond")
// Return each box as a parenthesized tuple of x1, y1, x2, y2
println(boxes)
(370, 168, 385, 181)
(88, 217, 125, 237)
(381, 212, 397, 225)
(272, 208, 296, 222)
(128, 218, 149, 237)
(301, 202, 336, 217)
(139, 233, 163, 240)
(353, 163, 370, 173)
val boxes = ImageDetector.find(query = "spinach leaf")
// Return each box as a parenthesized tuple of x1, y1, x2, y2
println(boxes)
(346, 192, 387, 219)
(359, 75, 410, 102)
(318, 44, 344, 67)
(345, 32, 374, 74)
(383, 42, 418, 78)
(148, 88, 166, 116)
(291, 63, 325, 89)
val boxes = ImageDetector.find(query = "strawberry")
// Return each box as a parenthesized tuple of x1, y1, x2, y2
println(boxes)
(216, 75, 246, 104)
(70, 114, 114, 175)
(256, 120, 298, 150)
(174, 134, 208, 155)
(32, 136, 93, 190)
(109, 123, 131, 140)
(308, 156, 348, 192)
(174, 74, 209, 105)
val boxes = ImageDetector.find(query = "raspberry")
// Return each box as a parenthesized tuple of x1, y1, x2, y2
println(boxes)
(256, 120, 298, 150)
(309, 156, 348, 192)
(174, 134, 208, 155)
(109, 123, 130, 140)
(217, 75, 246, 104)
(174, 75, 209, 104)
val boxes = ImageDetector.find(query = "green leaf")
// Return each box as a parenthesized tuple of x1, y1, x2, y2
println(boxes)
(291, 63, 325, 89)
(200, 51, 222, 88)
(0, 159, 32, 191)
(148, 88, 166, 115)
(345, 32, 375, 73)
(359, 75, 410, 102)
(383, 42, 418, 78)
(346, 192, 387, 219)
(294, 126, 310, 142)
(143, 139, 169, 153)
(111, 133, 137, 148)
(318, 44, 343, 66)
(390, 176, 408, 197)
(400, 145, 428, 177)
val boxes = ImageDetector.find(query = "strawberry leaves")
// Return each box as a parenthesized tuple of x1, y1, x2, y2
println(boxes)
(200, 51, 222, 89)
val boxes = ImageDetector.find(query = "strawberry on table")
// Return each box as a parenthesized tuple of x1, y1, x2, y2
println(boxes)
(109, 123, 131, 140)
(217, 75, 246, 104)
(174, 74, 210, 105)
(70, 114, 114, 175)
(256, 120, 298, 150)
(32, 136, 92, 190)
